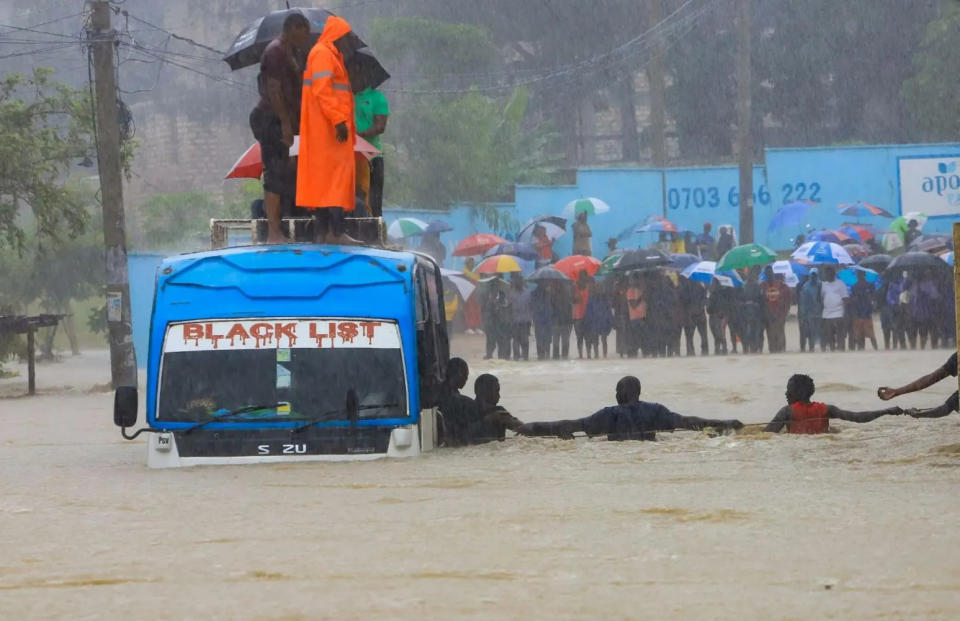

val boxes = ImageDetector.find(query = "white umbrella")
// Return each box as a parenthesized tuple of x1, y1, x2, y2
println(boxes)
(562, 197, 611, 218)
(517, 215, 567, 242)
(680, 261, 743, 287)
(440, 268, 476, 300)
(387, 217, 429, 239)
(768, 260, 801, 288)
(791, 241, 854, 265)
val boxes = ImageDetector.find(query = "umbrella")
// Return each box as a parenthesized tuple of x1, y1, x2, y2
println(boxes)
(344, 47, 390, 90)
(527, 265, 571, 282)
(681, 261, 743, 287)
(908, 234, 952, 254)
(597, 252, 624, 276)
(791, 241, 854, 266)
(837, 266, 882, 288)
(223, 8, 365, 71)
(879, 231, 904, 253)
(670, 253, 701, 268)
(841, 243, 871, 260)
(424, 220, 453, 234)
(838, 224, 875, 242)
(482, 242, 539, 261)
(858, 254, 893, 272)
(807, 229, 852, 244)
(759, 260, 808, 288)
(613, 248, 673, 272)
(562, 197, 611, 218)
(517, 215, 566, 243)
(635, 219, 678, 233)
(940, 251, 954, 266)
(767, 200, 817, 233)
(387, 217, 429, 239)
(476, 254, 524, 274)
(885, 251, 952, 274)
(716, 243, 777, 271)
(225, 136, 380, 179)
(453, 233, 506, 257)
(554, 255, 602, 279)
(837, 202, 894, 218)
(440, 268, 476, 300)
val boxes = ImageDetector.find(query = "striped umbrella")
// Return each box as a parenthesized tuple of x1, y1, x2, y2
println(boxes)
(838, 202, 894, 218)
(807, 229, 852, 244)
(635, 219, 679, 233)
(838, 224, 875, 242)
(597, 251, 624, 276)
(476, 254, 525, 274)
(554, 255, 602, 279)
(759, 260, 808, 288)
(562, 197, 611, 218)
(681, 261, 743, 287)
(791, 241, 854, 266)
(453, 233, 506, 257)
(387, 217, 429, 239)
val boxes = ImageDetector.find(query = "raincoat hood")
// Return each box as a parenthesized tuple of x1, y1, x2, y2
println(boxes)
(319, 15, 353, 46)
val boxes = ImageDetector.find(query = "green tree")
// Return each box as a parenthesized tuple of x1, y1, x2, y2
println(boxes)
(0, 68, 98, 250)
(902, 3, 960, 139)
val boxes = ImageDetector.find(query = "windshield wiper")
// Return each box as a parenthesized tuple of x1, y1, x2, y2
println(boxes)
(291, 403, 400, 433)
(182, 402, 292, 435)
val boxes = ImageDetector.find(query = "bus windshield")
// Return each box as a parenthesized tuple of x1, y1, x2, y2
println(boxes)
(156, 318, 407, 423)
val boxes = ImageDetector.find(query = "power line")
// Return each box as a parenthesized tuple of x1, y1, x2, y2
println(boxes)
(117, 41, 254, 92)
(119, 10, 226, 57)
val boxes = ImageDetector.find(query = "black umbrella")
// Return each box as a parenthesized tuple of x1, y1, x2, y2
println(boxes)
(908, 234, 952, 254)
(884, 252, 952, 275)
(223, 8, 365, 71)
(345, 47, 390, 90)
(858, 254, 893, 272)
(613, 248, 672, 272)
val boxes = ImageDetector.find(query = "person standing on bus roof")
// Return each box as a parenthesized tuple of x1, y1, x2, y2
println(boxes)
(297, 16, 361, 244)
(250, 14, 311, 244)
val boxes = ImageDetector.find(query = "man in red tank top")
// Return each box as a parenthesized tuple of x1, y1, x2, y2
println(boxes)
(764, 374, 902, 434)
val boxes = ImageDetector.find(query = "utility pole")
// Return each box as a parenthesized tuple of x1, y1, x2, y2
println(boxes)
(736, 0, 754, 243)
(647, 0, 668, 169)
(88, 1, 137, 388)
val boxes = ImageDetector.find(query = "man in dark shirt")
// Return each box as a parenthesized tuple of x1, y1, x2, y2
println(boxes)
(878, 352, 959, 419)
(517, 376, 742, 441)
(468, 374, 524, 444)
(849, 270, 877, 350)
(249, 14, 311, 243)
(437, 357, 476, 447)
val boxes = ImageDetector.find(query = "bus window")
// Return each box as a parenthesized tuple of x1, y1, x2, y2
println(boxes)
(414, 259, 448, 408)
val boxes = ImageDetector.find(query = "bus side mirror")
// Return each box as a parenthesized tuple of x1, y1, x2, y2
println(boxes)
(114, 386, 138, 428)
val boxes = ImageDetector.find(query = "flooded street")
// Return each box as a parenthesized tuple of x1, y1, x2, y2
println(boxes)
(2, 336, 960, 620)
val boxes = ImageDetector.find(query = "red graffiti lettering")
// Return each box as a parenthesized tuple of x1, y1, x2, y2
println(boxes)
(249, 323, 273, 349)
(204, 323, 224, 349)
(337, 322, 359, 343)
(274, 322, 297, 347)
(358, 321, 381, 344)
(183, 323, 203, 346)
(309, 323, 329, 348)
(225, 323, 250, 346)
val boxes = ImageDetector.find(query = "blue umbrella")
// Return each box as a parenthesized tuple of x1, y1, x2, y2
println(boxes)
(806, 230, 848, 244)
(759, 260, 809, 288)
(837, 266, 882, 288)
(766, 200, 816, 233)
(425, 219, 453, 234)
(940, 251, 953, 266)
(482, 241, 539, 261)
(681, 261, 743, 287)
(791, 241, 855, 265)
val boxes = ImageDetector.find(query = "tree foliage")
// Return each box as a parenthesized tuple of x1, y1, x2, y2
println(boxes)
(0, 68, 97, 250)
(902, 2, 960, 139)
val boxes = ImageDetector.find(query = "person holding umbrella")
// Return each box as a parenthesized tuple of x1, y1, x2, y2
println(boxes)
(849, 270, 878, 350)
(761, 266, 791, 353)
(297, 16, 362, 244)
(509, 273, 533, 361)
(350, 56, 389, 217)
(573, 212, 592, 257)
(249, 13, 312, 244)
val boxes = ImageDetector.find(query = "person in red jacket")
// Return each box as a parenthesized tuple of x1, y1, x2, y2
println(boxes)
(764, 374, 902, 434)
(761, 267, 791, 353)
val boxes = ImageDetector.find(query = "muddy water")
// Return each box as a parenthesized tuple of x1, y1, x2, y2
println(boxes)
(1, 343, 959, 619)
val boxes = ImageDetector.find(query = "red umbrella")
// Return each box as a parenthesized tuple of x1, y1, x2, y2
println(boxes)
(842, 243, 871, 259)
(453, 233, 506, 257)
(554, 255, 601, 279)
(225, 135, 381, 179)
(839, 223, 875, 242)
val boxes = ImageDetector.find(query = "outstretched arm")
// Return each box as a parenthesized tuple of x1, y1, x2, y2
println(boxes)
(517, 419, 585, 440)
(763, 405, 792, 433)
(827, 404, 903, 423)
(878, 366, 951, 401)
(906, 393, 959, 419)
(669, 413, 743, 432)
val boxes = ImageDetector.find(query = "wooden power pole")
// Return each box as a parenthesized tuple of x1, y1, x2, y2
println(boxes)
(736, 0, 754, 243)
(88, 1, 137, 388)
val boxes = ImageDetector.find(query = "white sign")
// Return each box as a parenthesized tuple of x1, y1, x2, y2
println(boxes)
(163, 318, 400, 352)
(898, 155, 960, 217)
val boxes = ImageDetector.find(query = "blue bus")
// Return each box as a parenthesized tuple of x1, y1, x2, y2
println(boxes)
(113, 243, 450, 468)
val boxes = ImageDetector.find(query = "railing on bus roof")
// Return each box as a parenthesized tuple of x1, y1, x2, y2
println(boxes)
(209, 217, 386, 249)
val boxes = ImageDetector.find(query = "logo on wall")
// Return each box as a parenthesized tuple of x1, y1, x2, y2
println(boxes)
(898, 155, 960, 216)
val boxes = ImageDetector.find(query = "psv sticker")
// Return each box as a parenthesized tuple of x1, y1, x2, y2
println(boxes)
(163, 319, 400, 352)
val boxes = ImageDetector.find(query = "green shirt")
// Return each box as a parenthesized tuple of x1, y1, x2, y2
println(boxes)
(354, 88, 389, 151)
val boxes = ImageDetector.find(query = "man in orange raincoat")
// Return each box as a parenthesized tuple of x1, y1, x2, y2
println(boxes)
(296, 16, 361, 243)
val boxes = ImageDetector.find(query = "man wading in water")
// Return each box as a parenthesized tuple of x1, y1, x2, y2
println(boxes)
(764, 374, 902, 434)
(517, 376, 742, 441)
